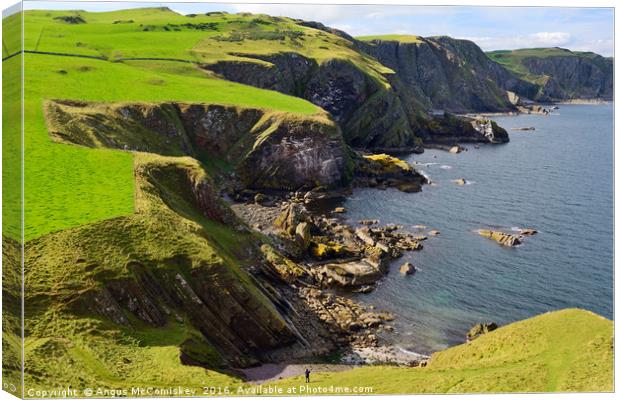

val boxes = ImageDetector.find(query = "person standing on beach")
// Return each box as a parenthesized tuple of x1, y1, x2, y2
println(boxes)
(305, 368, 311, 383)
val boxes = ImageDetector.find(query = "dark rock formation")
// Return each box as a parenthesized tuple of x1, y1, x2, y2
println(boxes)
(354, 153, 428, 192)
(421, 113, 509, 144)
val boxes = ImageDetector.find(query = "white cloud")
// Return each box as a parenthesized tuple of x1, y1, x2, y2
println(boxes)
(462, 31, 572, 51)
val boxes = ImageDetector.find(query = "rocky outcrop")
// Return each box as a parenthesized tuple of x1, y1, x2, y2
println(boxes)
(354, 153, 428, 192)
(477, 229, 521, 247)
(88, 260, 297, 367)
(318, 260, 386, 288)
(45, 100, 353, 191)
(466, 322, 498, 341)
(421, 113, 509, 144)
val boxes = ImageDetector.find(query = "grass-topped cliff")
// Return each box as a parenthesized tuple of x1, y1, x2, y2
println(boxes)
(275, 309, 613, 393)
(487, 47, 613, 100)
(5, 7, 519, 239)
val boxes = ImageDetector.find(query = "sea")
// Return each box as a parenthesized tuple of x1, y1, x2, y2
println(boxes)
(340, 103, 614, 354)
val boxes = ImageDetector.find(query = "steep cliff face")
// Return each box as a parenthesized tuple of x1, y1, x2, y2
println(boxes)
(356, 36, 537, 113)
(488, 48, 613, 100)
(205, 55, 418, 148)
(45, 100, 352, 190)
(522, 55, 612, 100)
(204, 49, 508, 148)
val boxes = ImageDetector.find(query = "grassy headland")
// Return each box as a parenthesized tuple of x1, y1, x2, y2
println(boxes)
(274, 309, 613, 393)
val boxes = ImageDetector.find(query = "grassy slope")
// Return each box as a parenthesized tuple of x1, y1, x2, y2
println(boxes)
(23, 153, 273, 391)
(275, 309, 613, 393)
(356, 34, 423, 43)
(23, 8, 391, 84)
(13, 8, 323, 240)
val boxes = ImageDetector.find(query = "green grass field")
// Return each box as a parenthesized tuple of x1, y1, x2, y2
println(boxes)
(5, 7, 333, 240)
(274, 309, 613, 393)
(22, 8, 391, 82)
(2, 7, 407, 240)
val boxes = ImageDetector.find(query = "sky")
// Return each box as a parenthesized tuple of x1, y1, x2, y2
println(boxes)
(22, 1, 614, 56)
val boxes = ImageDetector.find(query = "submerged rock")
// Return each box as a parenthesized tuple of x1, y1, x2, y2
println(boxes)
(519, 228, 538, 236)
(478, 229, 521, 247)
(453, 178, 467, 185)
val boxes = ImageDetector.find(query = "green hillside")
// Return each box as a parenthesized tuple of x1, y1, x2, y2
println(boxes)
(23, 8, 391, 83)
(9, 8, 326, 240)
(275, 309, 613, 393)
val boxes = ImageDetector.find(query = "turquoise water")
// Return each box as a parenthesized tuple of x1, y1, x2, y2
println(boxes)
(342, 104, 613, 353)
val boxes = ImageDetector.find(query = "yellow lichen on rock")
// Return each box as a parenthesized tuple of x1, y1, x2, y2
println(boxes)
(363, 153, 412, 173)
(478, 229, 521, 247)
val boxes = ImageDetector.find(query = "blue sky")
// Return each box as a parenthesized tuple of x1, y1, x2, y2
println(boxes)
(23, 1, 614, 56)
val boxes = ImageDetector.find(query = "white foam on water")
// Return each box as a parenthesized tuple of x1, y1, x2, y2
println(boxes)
(439, 165, 452, 170)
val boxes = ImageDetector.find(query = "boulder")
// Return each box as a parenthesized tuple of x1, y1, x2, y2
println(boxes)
(334, 207, 347, 213)
(399, 262, 416, 275)
(478, 229, 521, 246)
(318, 260, 384, 288)
(295, 222, 312, 249)
(449, 145, 462, 154)
(274, 203, 308, 236)
(453, 178, 467, 185)
(355, 227, 376, 246)
(466, 322, 498, 341)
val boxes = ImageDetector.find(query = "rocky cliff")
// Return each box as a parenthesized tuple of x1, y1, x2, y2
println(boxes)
(356, 35, 537, 113)
(488, 48, 613, 100)
(206, 54, 418, 148)
(204, 46, 510, 148)
(45, 100, 353, 191)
